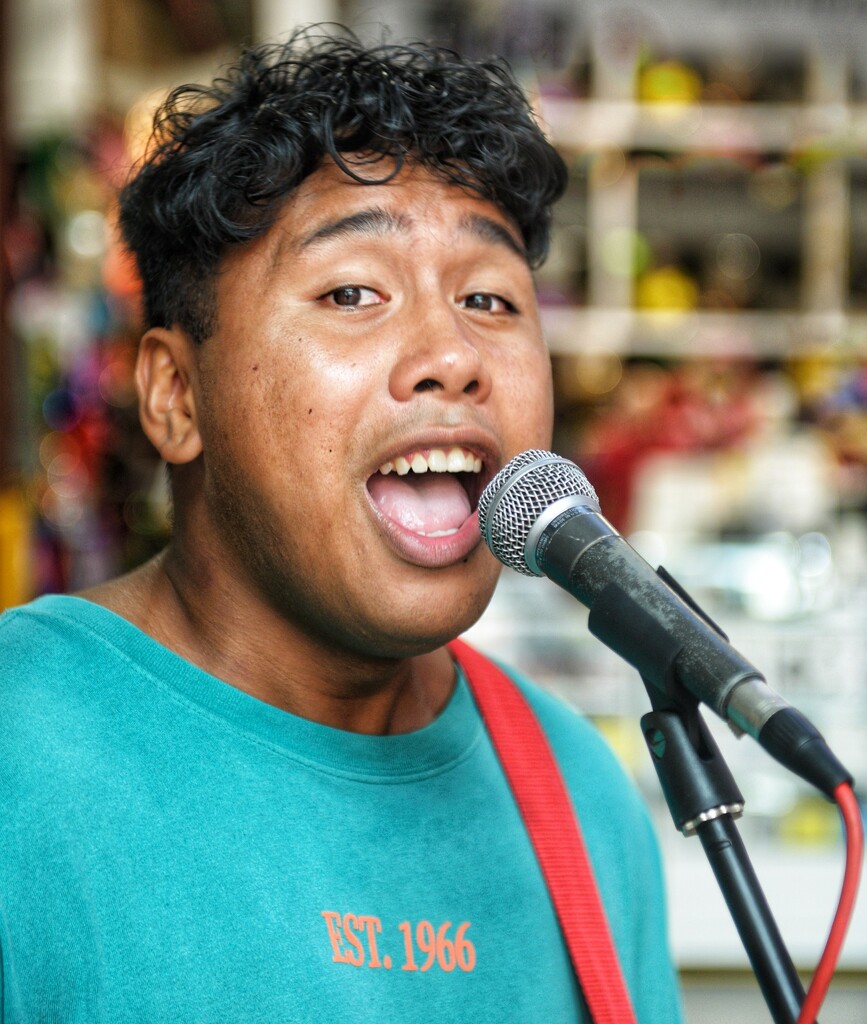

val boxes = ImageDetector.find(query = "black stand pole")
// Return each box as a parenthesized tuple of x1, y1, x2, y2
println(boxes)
(641, 695, 808, 1024)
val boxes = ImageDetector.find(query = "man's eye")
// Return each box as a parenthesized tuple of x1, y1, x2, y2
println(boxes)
(325, 286, 381, 308)
(462, 292, 516, 313)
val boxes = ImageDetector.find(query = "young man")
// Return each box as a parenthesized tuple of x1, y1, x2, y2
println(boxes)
(0, 29, 683, 1021)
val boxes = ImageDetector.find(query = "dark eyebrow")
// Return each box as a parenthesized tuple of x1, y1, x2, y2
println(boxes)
(298, 208, 411, 249)
(460, 213, 529, 264)
(292, 205, 528, 263)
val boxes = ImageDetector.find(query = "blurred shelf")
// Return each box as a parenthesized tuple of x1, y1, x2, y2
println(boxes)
(541, 306, 867, 358)
(539, 98, 867, 155)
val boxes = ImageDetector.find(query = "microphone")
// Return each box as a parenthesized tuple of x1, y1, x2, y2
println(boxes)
(478, 449, 851, 798)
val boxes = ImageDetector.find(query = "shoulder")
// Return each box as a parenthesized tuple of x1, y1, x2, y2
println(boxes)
(472, 653, 664, 884)
(497, 659, 643, 808)
(0, 594, 118, 681)
(0, 595, 143, 762)
(1, 594, 96, 716)
(0, 595, 85, 679)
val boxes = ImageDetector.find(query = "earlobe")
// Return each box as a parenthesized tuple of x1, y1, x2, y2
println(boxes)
(136, 327, 203, 465)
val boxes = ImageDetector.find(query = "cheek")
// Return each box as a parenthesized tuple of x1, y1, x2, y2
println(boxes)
(258, 348, 378, 468)
(501, 347, 554, 443)
(532, 351, 555, 424)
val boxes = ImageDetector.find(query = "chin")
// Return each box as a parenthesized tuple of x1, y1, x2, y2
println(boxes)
(358, 573, 499, 659)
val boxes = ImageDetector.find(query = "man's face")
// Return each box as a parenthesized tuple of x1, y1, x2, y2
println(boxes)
(190, 158, 554, 658)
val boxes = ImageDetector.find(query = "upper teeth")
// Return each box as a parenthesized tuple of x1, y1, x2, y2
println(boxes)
(379, 447, 482, 476)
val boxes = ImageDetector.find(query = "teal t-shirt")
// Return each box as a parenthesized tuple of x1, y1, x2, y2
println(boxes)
(0, 595, 682, 1022)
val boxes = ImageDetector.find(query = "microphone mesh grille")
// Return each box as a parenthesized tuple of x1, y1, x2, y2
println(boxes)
(478, 449, 599, 575)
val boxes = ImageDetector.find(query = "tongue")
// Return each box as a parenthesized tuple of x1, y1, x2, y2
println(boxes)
(368, 472, 472, 536)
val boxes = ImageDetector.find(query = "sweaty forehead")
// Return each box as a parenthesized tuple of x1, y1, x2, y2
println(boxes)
(268, 160, 528, 266)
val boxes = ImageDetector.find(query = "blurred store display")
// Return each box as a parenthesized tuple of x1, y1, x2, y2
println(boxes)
(2, 119, 169, 596)
(458, 0, 867, 981)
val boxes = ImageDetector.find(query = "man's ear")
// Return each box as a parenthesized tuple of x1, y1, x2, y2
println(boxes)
(136, 326, 203, 465)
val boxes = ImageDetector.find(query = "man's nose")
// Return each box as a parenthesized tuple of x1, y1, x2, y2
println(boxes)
(388, 309, 493, 403)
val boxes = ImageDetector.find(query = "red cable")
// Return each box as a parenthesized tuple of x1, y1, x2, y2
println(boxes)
(796, 782, 864, 1024)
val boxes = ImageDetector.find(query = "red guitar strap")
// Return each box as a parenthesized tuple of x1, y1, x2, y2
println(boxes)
(448, 638, 638, 1024)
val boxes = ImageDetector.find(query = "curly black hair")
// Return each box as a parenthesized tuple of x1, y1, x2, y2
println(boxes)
(118, 25, 568, 344)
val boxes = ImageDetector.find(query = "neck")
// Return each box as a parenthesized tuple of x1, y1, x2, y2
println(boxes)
(79, 546, 456, 736)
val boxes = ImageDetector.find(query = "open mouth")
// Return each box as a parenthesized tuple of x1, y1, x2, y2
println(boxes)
(367, 446, 486, 539)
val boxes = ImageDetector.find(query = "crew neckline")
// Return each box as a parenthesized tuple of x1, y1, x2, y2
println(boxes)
(20, 594, 483, 781)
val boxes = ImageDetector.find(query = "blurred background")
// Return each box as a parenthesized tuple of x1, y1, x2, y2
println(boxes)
(0, 0, 865, 1019)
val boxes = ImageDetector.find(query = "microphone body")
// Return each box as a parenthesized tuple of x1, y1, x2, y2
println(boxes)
(531, 501, 761, 721)
(479, 451, 851, 797)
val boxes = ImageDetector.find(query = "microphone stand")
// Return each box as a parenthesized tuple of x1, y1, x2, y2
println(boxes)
(639, 681, 808, 1024)
(585, 565, 810, 1021)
